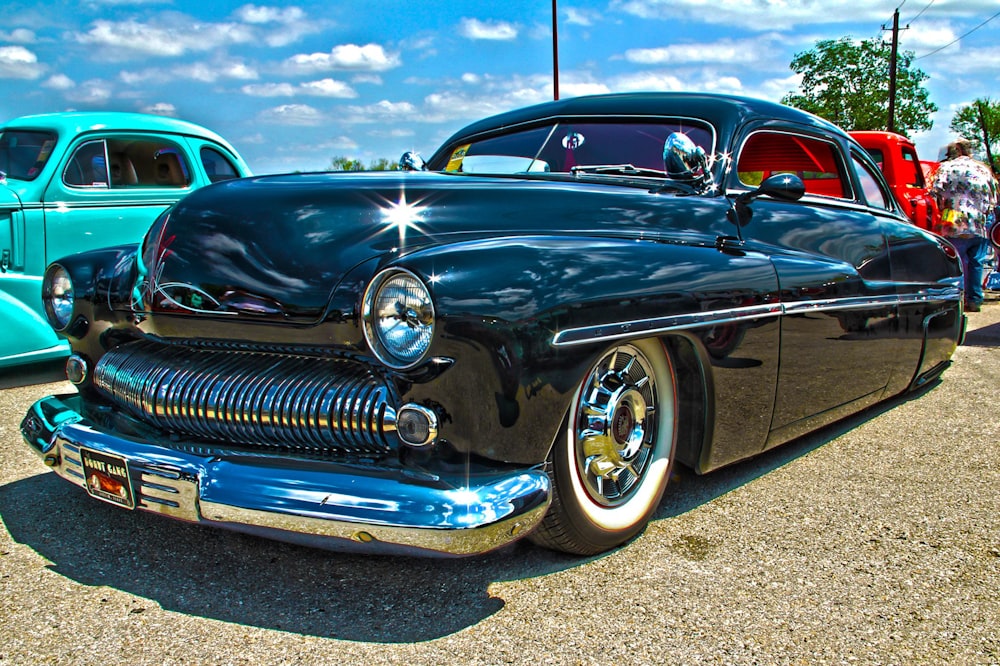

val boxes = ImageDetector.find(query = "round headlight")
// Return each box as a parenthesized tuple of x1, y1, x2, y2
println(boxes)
(42, 264, 74, 331)
(363, 268, 434, 368)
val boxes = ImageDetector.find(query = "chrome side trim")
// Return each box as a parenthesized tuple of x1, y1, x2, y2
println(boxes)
(552, 289, 963, 347)
(22, 395, 551, 557)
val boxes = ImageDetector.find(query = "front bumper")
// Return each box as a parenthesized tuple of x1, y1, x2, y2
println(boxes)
(21, 394, 551, 557)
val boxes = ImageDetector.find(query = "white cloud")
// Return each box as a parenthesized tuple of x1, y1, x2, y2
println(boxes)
(283, 43, 401, 74)
(43, 73, 75, 90)
(0, 45, 44, 79)
(242, 78, 357, 98)
(351, 74, 383, 85)
(564, 8, 600, 26)
(610, 0, 894, 28)
(904, 22, 959, 52)
(301, 78, 357, 97)
(624, 36, 782, 66)
(72, 8, 324, 60)
(560, 82, 612, 97)
(613, 72, 686, 92)
(259, 103, 325, 126)
(703, 76, 744, 93)
(65, 78, 113, 104)
(233, 5, 306, 24)
(242, 82, 297, 97)
(76, 18, 253, 58)
(0, 28, 36, 44)
(459, 18, 518, 41)
(142, 102, 178, 116)
(120, 59, 258, 86)
(337, 99, 437, 126)
(232, 4, 324, 47)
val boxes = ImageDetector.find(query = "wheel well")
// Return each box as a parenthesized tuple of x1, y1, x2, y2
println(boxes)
(659, 335, 709, 472)
(540, 334, 710, 472)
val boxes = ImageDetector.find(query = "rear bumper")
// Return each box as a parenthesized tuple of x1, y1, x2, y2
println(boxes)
(21, 394, 551, 557)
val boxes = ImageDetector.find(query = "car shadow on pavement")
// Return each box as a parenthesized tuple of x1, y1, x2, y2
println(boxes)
(0, 379, 940, 644)
(0, 469, 574, 643)
(653, 377, 940, 521)
(962, 321, 1000, 347)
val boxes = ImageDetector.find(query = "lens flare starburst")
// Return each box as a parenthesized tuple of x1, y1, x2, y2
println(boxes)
(381, 193, 427, 243)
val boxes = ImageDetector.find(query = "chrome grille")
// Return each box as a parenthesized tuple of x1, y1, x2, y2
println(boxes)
(94, 340, 397, 455)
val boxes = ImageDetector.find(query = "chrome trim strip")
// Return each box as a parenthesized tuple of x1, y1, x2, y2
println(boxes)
(553, 303, 782, 346)
(552, 289, 963, 347)
(23, 395, 551, 557)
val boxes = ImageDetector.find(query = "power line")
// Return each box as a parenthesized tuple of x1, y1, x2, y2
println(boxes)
(916, 8, 1000, 59)
(904, 0, 934, 24)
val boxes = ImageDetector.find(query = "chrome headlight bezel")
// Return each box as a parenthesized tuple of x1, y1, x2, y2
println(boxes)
(42, 263, 75, 331)
(362, 268, 435, 369)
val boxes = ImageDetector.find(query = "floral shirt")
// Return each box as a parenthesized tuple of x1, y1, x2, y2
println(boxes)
(930, 155, 999, 238)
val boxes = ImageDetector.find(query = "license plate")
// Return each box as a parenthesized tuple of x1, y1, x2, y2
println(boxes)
(79, 447, 135, 510)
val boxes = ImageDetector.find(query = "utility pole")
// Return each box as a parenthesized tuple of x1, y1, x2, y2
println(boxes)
(552, 0, 560, 100)
(886, 7, 900, 133)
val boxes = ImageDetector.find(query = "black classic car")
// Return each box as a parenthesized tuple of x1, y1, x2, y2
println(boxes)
(22, 93, 963, 557)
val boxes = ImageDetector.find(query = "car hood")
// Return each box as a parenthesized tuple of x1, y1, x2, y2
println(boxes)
(138, 171, 715, 324)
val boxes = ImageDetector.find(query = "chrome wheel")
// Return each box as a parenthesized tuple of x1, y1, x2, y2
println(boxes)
(530, 339, 677, 555)
(574, 345, 657, 506)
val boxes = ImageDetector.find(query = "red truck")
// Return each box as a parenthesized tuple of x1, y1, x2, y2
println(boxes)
(851, 130, 939, 230)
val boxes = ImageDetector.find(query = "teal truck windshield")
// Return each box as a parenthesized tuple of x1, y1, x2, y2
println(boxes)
(0, 129, 58, 181)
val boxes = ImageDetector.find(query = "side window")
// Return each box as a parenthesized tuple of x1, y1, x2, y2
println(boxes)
(865, 148, 885, 171)
(65, 138, 193, 189)
(737, 131, 848, 199)
(64, 140, 110, 188)
(200, 146, 240, 183)
(900, 147, 924, 187)
(852, 155, 893, 211)
(106, 139, 191, 188)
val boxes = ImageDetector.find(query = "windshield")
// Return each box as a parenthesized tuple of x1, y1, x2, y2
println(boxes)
(433, 120, 715, 176)
(0, 129, 57, 181)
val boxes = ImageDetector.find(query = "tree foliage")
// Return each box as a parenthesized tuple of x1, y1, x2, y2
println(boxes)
(328, 156, 399, 171)
(781, 37, 936, 135)
(950, 99, 1000, 172)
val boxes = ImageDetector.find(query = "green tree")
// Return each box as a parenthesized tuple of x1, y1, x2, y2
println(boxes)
(328, 156, 399, 171)
(782, 37, 936, 135)
(950, 99, 1000, 172)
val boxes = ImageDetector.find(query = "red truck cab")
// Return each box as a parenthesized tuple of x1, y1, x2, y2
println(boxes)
(851, 131, 939, 230)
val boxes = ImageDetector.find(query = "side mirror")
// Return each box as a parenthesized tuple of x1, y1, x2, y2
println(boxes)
(399, 151, 426, 172)
(730, 174, 806, 227)
(737, 173, 805, 205)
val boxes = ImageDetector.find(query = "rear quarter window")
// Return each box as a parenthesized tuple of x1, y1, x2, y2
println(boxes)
(737, 131, 848, 199)
(200, 146, 241, 182)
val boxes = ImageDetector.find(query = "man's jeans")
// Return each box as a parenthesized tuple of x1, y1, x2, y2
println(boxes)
(950, 235, 990, 306)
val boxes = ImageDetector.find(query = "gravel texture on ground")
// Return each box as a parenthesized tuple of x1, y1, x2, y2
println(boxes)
(1, 303, 998, 666)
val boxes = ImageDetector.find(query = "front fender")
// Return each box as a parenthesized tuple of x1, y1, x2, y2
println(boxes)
(0, 287, 68, 368)
(393, 235, 780, 466)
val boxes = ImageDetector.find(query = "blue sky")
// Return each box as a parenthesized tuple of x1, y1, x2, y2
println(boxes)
(1, 0, 997, 174)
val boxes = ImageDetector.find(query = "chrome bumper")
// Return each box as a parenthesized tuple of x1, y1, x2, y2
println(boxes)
(21, 394, 551, 557)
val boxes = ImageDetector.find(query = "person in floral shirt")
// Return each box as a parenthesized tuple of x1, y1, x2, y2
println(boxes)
(930, 138, 999, 312)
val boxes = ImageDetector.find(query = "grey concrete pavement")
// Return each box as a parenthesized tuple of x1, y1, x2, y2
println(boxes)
(1, 304, 998, 665)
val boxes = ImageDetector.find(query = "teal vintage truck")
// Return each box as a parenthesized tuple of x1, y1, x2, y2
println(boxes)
(0, 112, 251, 368)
